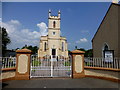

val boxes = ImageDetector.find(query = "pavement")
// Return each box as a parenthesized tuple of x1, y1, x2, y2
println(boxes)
(2, 77, 120, 88)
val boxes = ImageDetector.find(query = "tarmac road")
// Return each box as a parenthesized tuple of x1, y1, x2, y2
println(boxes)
(2, 77, 120, 88)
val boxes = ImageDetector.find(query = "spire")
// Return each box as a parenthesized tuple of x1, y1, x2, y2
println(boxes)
(49, 9, 51, 13)
(58, 10, 61, 14)
(48, 9, 51, 17)
(58, 10, 61, 18)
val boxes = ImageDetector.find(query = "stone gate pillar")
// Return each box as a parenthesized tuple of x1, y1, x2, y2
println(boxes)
(15, 48, 32, 80)
(70, 50, 85, 78)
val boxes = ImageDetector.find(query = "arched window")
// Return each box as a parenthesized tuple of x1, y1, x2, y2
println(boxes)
(62, 42, 64, 51)
(53, 21, 56, 28)
(102, 43, 109, 57)
(104, 44, 109, 51)
(44, 42, 47, 51)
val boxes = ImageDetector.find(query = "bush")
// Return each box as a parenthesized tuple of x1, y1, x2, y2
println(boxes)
(64, 61, 70, 66)
(85, 62, 91, 66)
(32, 60, 41, 66)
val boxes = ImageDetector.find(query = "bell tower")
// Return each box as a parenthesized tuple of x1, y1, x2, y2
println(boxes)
(48, 10, 61, 39)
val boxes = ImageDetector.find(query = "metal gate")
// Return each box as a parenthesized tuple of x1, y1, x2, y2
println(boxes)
(30, 55, 72, 78)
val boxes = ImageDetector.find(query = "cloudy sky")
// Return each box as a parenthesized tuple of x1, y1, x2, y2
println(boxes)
(2, 2, 112, 50)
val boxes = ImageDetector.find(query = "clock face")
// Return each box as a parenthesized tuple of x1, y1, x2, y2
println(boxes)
(53, 32, 55, 35)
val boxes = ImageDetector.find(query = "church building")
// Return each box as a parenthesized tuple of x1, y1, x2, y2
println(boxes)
(38, 10, 68, 59)
(92, 3, 120, 58)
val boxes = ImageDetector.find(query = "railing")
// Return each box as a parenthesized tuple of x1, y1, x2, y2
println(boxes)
(31, 55, 71, 66)
(84, 57, 120, 69)
(42, 55, 70, 60)
(0, 57, 16, 69)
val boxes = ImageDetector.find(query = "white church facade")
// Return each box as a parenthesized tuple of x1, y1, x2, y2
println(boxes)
(38, 10, 68, 59)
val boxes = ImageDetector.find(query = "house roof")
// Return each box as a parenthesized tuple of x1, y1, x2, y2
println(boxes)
(92, 3, 120, 42)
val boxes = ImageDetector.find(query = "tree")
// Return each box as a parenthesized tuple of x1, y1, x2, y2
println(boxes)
(77, 48, 86, 52)
(68, 50, 71, 55)
(22, 45, 38, 54)
(32, 46, 39, 54)
(77, 48, 93, 57)
(22, 44, 27, 49)
(15, 48, 20, 50)
(1, 27, 11, 56)
(85, 49, 93, 57)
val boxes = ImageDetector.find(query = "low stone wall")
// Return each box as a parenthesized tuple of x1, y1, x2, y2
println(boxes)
(1, 70, 15, 80)
(85, 68, 120, 80)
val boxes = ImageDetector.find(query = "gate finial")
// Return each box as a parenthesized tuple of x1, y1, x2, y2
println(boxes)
(75, 46, 77, 50)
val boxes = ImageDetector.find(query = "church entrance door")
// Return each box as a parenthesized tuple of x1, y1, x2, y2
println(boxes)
(52, 49, 56, 58)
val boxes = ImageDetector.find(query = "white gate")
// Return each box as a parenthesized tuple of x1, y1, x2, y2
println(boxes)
(30, 55, 72, 78)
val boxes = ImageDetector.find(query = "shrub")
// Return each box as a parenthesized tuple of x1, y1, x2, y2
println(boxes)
(64, 61, 70, 66)
(32, 60, 41, 66)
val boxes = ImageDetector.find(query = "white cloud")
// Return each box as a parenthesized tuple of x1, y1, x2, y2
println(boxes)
(37, 22, 48, 36)
(76, 38, 88, 44)
(2, 20, 48, 49)
(80, 30, 89, 33)
(9, 20, 20, 25)
(0, 18, 2, 22)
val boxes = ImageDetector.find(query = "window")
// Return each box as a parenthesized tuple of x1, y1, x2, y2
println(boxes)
(102, 43, 109, 51)
(53, 21, 56, 28)
(53, 32, 55, 35)
(102, 43, 109, 57)
(104, 44, 109, 50)
(44, 42, 47, 51)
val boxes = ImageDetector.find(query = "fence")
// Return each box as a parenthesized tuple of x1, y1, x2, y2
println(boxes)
(1, 57, 16, 69)
(1, 56, 120, 70)
(84, 57, 120, 69)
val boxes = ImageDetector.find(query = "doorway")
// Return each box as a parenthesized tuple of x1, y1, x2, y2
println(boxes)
(52, 49, 56, 58)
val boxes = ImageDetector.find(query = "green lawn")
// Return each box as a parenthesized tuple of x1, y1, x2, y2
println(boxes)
(64, 61, 71, 66)
(32, 60, 41, 66)
(84, 62, 91, 66)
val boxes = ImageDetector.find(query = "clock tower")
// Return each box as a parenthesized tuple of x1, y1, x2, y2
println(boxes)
(48, 10, 61, 39)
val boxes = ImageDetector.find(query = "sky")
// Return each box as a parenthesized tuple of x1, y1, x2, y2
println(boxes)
(2, 2, 112, 50)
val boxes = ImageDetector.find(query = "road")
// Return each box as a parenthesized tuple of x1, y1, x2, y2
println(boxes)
(2, 77, 120, 88)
